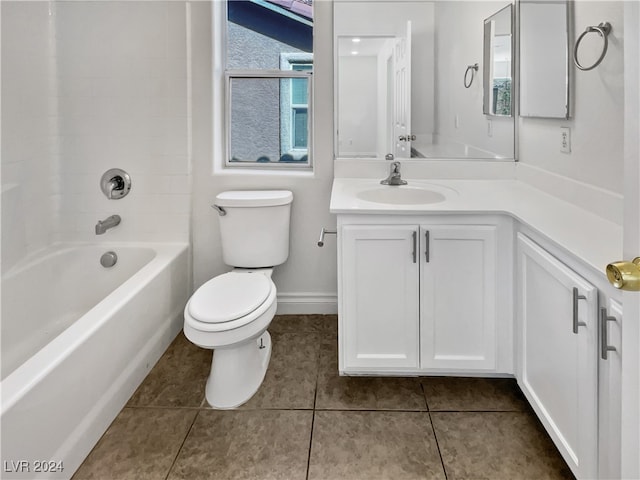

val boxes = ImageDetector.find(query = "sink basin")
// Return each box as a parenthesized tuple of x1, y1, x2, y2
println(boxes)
(356, 186, 449, 205)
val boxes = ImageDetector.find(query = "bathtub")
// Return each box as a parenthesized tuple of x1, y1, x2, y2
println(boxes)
(1, 242, 190, 479)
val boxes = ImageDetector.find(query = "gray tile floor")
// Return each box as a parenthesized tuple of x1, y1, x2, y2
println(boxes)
(73, 315, 575, 480)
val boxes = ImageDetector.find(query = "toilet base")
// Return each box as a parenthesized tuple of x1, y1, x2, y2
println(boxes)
(205, 331, 272, 409)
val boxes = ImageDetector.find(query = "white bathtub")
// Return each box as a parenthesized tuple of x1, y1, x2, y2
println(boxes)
(0, 242, 190, 479)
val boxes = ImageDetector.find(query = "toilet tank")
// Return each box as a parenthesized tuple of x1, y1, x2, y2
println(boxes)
(215, 190, 293, 268)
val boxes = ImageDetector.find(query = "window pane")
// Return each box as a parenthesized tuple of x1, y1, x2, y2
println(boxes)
(293, 108, 308, 148)
(227, 0, 313, 70)
(229, 77, 280, 162)
(225, 0, 313, 168)
(229, 76, 309, 163)
(292, 77, 308, 105)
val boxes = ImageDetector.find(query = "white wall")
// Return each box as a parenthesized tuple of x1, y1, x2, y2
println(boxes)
(1, 2, 58, 273)
(53, 2, 191, 244)
(338, 56, 378, 156)
(2, 1, 191, 277)
(518, 1, 625, 212)
(190, 1, 338, 313)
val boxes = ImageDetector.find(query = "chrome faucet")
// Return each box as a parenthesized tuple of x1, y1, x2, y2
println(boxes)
(100, 169, 131, 200)
(380, 161, 408, 185)
(104, 177, 124, 200)
(95, 215, 121, 235)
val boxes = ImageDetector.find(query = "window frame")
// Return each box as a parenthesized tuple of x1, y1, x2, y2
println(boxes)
(280, 53, 313, 156)
(222, 0, 314, 171)
(224, 70, 313, 169)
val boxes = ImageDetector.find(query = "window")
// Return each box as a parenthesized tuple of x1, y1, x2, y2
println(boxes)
(225, 0, 313, 168)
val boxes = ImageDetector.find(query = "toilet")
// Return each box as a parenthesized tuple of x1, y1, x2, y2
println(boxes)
(183, 190, 293, 409)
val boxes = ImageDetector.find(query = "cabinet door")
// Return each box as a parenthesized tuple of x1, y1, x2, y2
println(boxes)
(517, 234, 598, 479)
(341, 225, 419, 372)
(598, 298, 622, 480)
(420, 225, 497, 370)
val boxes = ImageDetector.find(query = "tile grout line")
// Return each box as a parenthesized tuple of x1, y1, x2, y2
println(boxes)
(305, 410, 316, 480)
(305, 335, 322, 480)
(421, 382, 449, 480)
(427, 411, 449, 480)
(164, 409, 200, 480)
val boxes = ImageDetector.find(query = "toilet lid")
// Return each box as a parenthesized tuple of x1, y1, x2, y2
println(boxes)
(188, 272, 272, 323)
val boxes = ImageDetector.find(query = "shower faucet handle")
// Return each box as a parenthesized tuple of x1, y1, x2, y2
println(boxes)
(100, 168, 131, 200)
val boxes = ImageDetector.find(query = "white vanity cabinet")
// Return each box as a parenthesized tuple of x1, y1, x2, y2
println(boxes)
(340, 225, 420, 371)
(598, 296, 623, 480)
(419, 225, 497, 371)
(517, 233, 599, 479)
(338, 215, 510, 375)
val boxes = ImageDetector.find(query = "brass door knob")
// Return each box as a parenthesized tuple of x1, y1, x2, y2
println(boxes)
(606, 257, 640, 290)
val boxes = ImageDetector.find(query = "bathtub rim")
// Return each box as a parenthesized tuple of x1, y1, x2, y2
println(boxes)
(0, 241, 189, 414)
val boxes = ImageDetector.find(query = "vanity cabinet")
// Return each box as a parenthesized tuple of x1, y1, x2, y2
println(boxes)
(598, 296, 623, 480)
(339, 216, 508, 375)
(420, 225, 497, 370)
(517, 233, 598, 479)
(341, 225, 420, 371)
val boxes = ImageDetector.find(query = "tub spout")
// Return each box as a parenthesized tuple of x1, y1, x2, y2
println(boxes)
(95, 215, 121, 235)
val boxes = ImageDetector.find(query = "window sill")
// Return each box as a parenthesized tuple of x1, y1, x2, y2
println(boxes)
(213, 165, 315, 177)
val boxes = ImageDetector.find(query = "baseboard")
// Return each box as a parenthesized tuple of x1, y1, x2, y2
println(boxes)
(276, 292, 338, 314)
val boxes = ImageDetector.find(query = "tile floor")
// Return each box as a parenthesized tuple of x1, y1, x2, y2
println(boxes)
(73, 315, 575, 480)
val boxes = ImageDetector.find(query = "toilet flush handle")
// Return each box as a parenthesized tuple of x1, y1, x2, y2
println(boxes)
(211, 204, 227, 216)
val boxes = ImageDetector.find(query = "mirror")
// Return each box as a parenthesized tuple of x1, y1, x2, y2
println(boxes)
(337, 30, 413, 159)
(334, 1, 515, 161)
(483, 5, 513, 117)
(520, 1, 570, 118)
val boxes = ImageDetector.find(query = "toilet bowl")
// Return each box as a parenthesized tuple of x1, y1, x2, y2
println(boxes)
(183, 189, 293, 409)
(184, 269, 277, 409)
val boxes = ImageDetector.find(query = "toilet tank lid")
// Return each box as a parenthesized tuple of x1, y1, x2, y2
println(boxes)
(215, 190, 293, 207)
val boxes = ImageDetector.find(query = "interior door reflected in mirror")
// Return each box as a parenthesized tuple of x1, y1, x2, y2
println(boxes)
(337, 28, 412, 159)
(334, 1, 516, 161)
(483, 4, 513, 117)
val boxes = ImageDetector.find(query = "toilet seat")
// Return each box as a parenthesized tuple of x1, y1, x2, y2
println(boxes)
(186, 272, 276, 333)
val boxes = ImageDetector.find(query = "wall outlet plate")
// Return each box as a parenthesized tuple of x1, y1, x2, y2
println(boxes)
(561, 127, 571, 153)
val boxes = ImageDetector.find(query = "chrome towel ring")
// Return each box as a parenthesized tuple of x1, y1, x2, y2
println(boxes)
(464, 63, 479, 88)
(573, 22, 612, 71)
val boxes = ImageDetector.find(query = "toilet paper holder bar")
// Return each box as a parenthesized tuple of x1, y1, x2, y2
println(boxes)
(317, 227, 337, 247)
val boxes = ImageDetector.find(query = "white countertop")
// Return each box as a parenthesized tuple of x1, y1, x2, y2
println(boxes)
(330, 178, 623, 277)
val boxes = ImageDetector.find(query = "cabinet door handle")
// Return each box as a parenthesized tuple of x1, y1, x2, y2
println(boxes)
(572, 287, 587, 334)
(412, 231, 417, 263)
(599, 307, 618, 360)
(425, 231, 430, 262)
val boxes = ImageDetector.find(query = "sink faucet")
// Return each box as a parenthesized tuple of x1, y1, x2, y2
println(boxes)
(95, 215, 121, 235)
(380, 161, 408, 186)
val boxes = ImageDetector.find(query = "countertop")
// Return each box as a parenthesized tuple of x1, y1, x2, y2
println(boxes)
(330, 178, 623, 276)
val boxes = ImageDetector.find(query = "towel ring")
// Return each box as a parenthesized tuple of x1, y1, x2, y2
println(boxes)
(464, 63, 479, 88)
(573, 22, 612, 71)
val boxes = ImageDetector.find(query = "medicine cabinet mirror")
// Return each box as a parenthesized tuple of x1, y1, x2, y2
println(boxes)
(334, 0, 516, 161)
(482, 4, 513, 117)
(519, 0, 571, 119)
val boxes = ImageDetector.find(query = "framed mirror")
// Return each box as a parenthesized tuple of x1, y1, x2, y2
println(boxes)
(334, 1, 516, 161)
(519, 0, 571, 119)
(483, 4, 514, 117)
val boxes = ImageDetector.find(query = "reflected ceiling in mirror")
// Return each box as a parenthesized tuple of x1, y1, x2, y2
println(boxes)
(334, 0, 516, 161)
